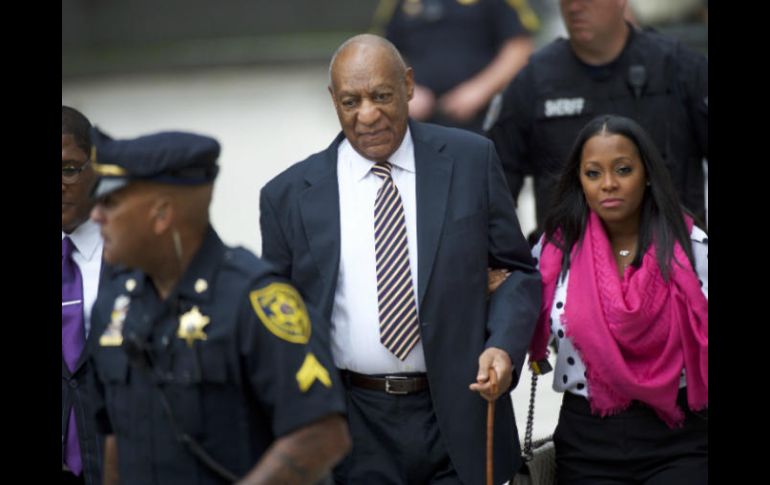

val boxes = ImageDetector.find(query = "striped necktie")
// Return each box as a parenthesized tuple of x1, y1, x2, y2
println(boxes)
(372, 161, 420, 360)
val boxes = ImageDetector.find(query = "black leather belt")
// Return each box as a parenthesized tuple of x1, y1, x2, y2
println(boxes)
(339, 370, 428, 395)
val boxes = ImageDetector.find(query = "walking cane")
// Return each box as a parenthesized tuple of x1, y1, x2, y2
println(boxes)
(486, 368, 499, 485)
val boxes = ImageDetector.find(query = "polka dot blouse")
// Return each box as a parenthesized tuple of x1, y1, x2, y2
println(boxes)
(531, 226, 709, 397)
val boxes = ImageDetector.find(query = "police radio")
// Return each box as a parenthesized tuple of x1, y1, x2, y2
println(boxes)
(123, 332, 152, 371)
(628, 65, 647, 99)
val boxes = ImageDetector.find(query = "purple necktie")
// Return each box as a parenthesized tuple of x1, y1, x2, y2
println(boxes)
(62, 236, 84, 475)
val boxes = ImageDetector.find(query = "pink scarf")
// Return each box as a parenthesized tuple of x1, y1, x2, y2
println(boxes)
(530, 211, 708, 427)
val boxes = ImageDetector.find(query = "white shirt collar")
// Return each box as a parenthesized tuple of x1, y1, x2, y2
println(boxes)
(62, 219, 102, 261)
(346, 126, 415, 182)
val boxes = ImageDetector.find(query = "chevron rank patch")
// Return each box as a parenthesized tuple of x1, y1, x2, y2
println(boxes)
(296, 352, 332, 392)
(250, 282, 311, 344)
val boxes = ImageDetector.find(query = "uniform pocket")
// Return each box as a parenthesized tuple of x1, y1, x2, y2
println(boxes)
(94, 348, 129, 384)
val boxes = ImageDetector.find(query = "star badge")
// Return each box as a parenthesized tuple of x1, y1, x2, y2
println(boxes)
(177, 306, 211, 347)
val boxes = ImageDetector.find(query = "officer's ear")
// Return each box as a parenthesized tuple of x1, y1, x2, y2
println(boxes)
(151, 198, 173, 235)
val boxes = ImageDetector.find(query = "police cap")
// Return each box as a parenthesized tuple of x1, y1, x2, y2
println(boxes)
(90, 126, 221, 199)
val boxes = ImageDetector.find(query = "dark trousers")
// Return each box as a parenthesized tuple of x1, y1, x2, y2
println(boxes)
(333, 375, 461, 485)
(61, 469, 85, 485)
(554, 389, 708, 485)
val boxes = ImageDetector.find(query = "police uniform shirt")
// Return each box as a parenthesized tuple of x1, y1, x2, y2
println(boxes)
(89, 227, 345, 484)
(531, 226, 708, 397)
(488, 26, 709, 226)
(386, 0, 532, 97)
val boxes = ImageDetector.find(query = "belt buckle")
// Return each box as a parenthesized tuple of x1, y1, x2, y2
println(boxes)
(384, 375, 408, 395)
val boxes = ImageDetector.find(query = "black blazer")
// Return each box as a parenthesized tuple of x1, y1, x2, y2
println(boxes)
(260, 120, 541, 483)
(62, 259, 114, 484)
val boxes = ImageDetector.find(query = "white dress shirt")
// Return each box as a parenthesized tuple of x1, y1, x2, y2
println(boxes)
(331, 127, 426, 374)
(62, 219, 104, 337)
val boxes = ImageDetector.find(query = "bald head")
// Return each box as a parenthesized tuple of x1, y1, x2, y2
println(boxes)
(164, 183, 214, 231)
(326, 34, 415, 163)
(91, 179, 214, 270)
(329, 34, 407, 88)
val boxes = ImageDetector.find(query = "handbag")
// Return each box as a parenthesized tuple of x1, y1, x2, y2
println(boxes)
(511, 360, 557, 485)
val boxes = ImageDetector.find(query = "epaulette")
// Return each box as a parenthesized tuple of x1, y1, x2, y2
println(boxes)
(222, 246, 276, 282)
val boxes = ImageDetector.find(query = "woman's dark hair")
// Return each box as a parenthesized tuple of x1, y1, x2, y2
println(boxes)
(542, 114, 699, 280)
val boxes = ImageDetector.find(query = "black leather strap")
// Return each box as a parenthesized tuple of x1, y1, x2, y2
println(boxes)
(340, 370, 428, 395)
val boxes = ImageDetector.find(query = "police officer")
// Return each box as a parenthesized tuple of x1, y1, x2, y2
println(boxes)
(378, 0, 537, 133)
(488, 0, 708, 239)
(87, 128, 350, 484)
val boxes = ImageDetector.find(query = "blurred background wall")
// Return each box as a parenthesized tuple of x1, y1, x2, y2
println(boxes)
(62, 0, 705, 252)
(64, 0, 381, 78)
(63, 0, 705, 80)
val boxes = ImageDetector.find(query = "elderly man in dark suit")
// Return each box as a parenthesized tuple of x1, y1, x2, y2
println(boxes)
(259, 34, 541, 485)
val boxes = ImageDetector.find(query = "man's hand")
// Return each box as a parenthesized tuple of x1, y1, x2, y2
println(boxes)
(438, 81, 488, 122)
(487, 267, 511, 294)
(469, 347, 513, 402)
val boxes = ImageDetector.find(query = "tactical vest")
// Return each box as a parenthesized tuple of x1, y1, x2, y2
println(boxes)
(527, 30, 706, 227)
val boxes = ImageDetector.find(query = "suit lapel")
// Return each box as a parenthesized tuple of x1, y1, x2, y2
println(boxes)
(412, 122, 453, 306)
(299, 134, 344, 307)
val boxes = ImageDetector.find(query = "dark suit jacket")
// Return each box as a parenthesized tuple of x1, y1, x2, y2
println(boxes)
(62, 259, 113, 484)
(259, 120, 541, 483)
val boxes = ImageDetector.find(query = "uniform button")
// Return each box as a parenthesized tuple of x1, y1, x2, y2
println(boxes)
(69, 379, 78, 389)
(161, 336, 170, 347)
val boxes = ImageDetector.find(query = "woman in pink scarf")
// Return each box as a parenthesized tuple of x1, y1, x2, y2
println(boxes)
(529, 115, 708, 484)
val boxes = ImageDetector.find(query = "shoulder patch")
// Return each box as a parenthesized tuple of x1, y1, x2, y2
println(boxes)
(506, 0, 540, 32)
(250, 282, 311, 344)
(296, 352, 332, 392)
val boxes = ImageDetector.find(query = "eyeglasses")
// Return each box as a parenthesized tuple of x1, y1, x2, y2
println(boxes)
(62, 159, 91, 184)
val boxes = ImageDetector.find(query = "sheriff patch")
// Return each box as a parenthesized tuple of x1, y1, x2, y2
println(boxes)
(99, 295, 129, 346)
(544, 97, 585, 118)
(250, 283, 311, 344)
(296, 352, 332, 392)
